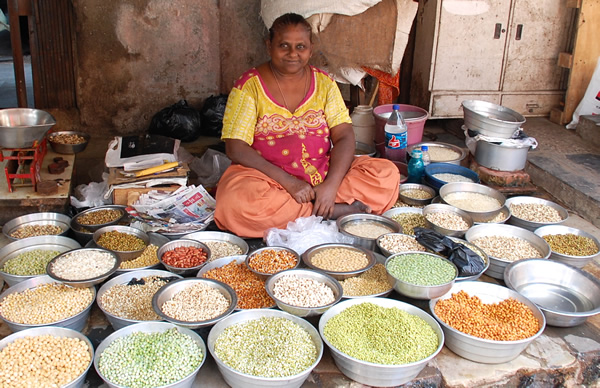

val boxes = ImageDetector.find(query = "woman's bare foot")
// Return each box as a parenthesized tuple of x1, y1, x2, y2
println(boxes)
(331, 200, 372, 219)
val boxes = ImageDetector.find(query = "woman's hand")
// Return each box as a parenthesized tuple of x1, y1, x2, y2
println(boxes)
(312, 181, 337, 219)
(280, 175, 315, 204)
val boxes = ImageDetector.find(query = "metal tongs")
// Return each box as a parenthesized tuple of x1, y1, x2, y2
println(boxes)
(118, 161, 180, 178)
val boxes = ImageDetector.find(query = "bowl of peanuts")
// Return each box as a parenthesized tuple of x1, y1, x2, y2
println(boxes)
(47, 131, 90, 154)
(337, 213, 402, 251)
(423, 203, 473, 238)
(71, 205, 127, 233)
(93, 225, 150, 262)
(533, 224, 600, 269)
(245, 246, 300, 280)
(505, 196, 568, 231)
(429, 281, 546, 364)
(302, 243, 376, 280)
(157, 239, 211, 276)
(398, 183, 436, 207)
(3, 212, 71, 241)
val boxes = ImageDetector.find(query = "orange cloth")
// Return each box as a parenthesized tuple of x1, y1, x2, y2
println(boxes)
(363, 67, 400, 106)
(214, 156, 400, 238)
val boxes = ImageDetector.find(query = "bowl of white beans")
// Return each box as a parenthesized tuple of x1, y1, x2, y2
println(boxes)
(439, 182, 506, 223)
(46, 247, 121, 288)
(424, 162, 480, 190)
(505, 196, 568, 231)
(423, 203, 473, 238)
(398, 183, 436, 206)
(337, 213, 401, 251)
(302, 243, 376, 280)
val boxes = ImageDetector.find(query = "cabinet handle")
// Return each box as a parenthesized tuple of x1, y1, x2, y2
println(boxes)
(494, 23, 503, 39)
(516, 24, 523, 40)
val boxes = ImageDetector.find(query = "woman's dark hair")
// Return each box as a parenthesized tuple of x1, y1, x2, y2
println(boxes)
(268, 13, 312, 42)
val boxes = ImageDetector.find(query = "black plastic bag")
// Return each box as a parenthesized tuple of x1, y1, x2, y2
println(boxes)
(148, 100, 203, 142)
(200, 94, 228, 137)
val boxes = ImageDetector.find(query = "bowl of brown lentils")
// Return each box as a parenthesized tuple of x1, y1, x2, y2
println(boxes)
(398, 183, 436, 206)
(72, 205, 127, 233)
(3, 212, 71, 241)
(93, 225, 150, 262)
(47, 131, 90, 154)
(534, 224, 600, 269)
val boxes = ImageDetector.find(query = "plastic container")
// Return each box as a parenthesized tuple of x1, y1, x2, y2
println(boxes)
(384, 104, 408, 162)
(374, 104, 428, 157)
(407, 149, 425, 183)
(421, 145, 431, 166)
(351, 105, 376, 146)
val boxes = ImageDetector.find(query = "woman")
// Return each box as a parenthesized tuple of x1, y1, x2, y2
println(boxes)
(214, 13, 400, 238)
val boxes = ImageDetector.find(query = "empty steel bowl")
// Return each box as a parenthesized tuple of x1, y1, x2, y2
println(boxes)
(302, 243, 376, 280)
(398, 183, 436, 206)
(0, 235, 81, 286)
(245, 246, 300, 280)
(47, 131, 90, 154)
(319, 297, 444, 387)
(533, 224, 600, 268)
(462, 100, 526, 138)
(440, 182, 506, 223)
(423, 203, 473, 238)
(505, 196, 568, 231)
(265, 268, 343, 317)
(46, 247, 120, 288)
(157, 239, 211, 276)
(153, 277, 237, 329)
(182, 230, 249, 259)
(71, 205, 127, 233)
(504, 259, 600, 327)
(429, 281, 545, 364)
(0, 108, 56, 148)
(337, 213, 401, 251)
(3, 212, 71, 241)
(93, 225, 150, 262)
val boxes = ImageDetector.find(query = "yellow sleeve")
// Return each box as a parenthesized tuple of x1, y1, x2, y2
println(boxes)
(221, 85, 258, 146)
(323, 75, 352, 129)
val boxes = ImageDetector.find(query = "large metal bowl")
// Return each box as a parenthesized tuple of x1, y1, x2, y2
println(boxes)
(182, 230, 249, 260)
(207, 309, 323, 388)
(465, 224, 551, 280)
(112, 232, 170, 274)
(94, 321, 206, 388)
(429, 281, 545, 364)
(153, 277, 237, 329)
(71, 205, 127, 233)
(423, 203, 473, 238)
(2, 212, 71, 241)
(505, 196, 569, 231)
(382, 207, 425, 235)
(337, 213, 401, 251)
(157, 239, 211, 276)
(245, 246, 300, 280)
(533, 225, 600, 268)
(0, 235, 81, 286)
(407, 142, 467, 165)
(439, 182, 505, 223)
(93, 225, 150, 262)
(302, 243, 376, 280)
(462, 100, 525, 138)
(0, 108, 56, 148)
(504, 259, 600, 327)
(46, 247, 120, 288)
(47, 131, 90, 154)
(319, 297, 444, 387)
(397, 183, 436, 206)
(97, 269, 183, 330)
(0, 275, 95, 332)
(0, 326, 93, 388)
(265, 268, 343, 317)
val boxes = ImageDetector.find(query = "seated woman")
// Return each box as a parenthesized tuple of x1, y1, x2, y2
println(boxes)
(214, 13, 400, 238)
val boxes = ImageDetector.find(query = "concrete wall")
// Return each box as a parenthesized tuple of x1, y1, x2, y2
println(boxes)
(73, 0, 268, 135)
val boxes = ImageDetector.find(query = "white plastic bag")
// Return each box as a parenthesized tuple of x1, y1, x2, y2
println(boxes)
(567, 57, 600, 129)
(70, 173, 111, 209)
(264, 216, 354, 255)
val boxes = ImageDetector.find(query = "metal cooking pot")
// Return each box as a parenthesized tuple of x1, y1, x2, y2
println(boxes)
(475, 139, 530, 171)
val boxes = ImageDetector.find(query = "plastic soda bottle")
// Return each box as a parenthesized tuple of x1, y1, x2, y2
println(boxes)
(407, 149, 425, 183)
(384, 104, 408, 162)
(421, 145, 431, 166)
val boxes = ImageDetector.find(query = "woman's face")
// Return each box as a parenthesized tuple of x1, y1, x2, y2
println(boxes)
(268, 24, 312, 75)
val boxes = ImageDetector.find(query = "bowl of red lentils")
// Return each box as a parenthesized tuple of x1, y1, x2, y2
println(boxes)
(533, 224, 600, 269)
(429, 281, 546, 364)
(47, 131, 90, 154)
(302, 243, 376, 280)
(157, 238, 211, 276)
(398, 183, 436, 207)
(245, 246, 300, 280)
(46, 247, 121, 288)
(3, 212, 71, 241)
(93, 225, 150, 262)
(506, 196, 568, 231)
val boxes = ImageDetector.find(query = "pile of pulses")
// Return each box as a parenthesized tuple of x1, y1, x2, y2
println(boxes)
(119, 244, 159, 269)
(428, 146, 460, 162)
(272, 274, 335, 307)
(393, 199, 425, 208)
(77, 209, 122, 226)
(202, 241, 243, 261)
(378, 234, 426, 253)
(434, 290, 539, 341)
(98, 328, 203, 387)
(213, 316, 317, 378)
(202, 261, 274, 309)
(0, 334, 91, 387)
(323, 302, 438, 364)
(481, 209, 508, 223)
(471, 236, 542, 261)
(426, 211, 470, 231)
(97, 230, 146, 251)
(342, 220, 394, 239)
(509, 203, 563, 223)
(542, 234, 599, 256)
(444, 192, 501, 212)
(310, 247, 368, 272)
(401, 189, 433, 200)
(50, 250, 116, 280)
(10, 224, 63, 239)
(162, 246, 208, 268)
(161, 282, 230, 321)
(1, 249, 60, 275)
(387, 254, 456, 286)
(100, 276, 177, 321)
(248, 249, 298, 274)
(432, 173, 474, 183)
(0, 283, 93, 324)
(390, 213, 427, 235)
(50, 132, 86, 144)
(339, 264, 393, 296)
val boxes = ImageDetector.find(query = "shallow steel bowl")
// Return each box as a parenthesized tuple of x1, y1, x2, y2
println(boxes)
(504, 259, 600, 327)
(3, 212, 71, 241)
(96, 269, 182, 330)
(505, 196, 569, 231)
(0, 326, 93, 388)
(340, 252, 395, 298)
(398, 183, 436, 206)
(533, 225, 600, 268)
(337, 213, 401, 251)
(319, 297, 444, 387)
(182, 230, 249, 259)
(462, 100, 526, 138)
(423, 203, 473, 238)
(93, 225, 150, 262)
(71, 205, 127, 233)
(245, 246, 300, 280)
(207, 309, 323, 388)
(265, 268, 342, 317)
(382, 207, 425, 235)
(0, 108, 56, 148)
(94, 321, 206, 388)
(157, 239, 211, 276)
(407, 142, 467, 165)
(0, 235, 81, 286)
(465, 224, 551, 280)
(302, 243, 376, 280)
(385, 252, 458, 300)
(429, 281, 545, 363)
(153, 277, 237, 329)
(376, 232, 427, 257)
(439, 182, 506, 223)
(47, 131, 90, 154)
(46, 247, 120, 288)
(0, 275, 95, 332)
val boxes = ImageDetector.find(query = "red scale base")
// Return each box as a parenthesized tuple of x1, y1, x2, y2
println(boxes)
(0, 139, 47, 192)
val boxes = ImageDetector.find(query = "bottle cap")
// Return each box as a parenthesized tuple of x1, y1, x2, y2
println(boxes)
(421, 145, 429, 151)
(392, 104, 400, 110)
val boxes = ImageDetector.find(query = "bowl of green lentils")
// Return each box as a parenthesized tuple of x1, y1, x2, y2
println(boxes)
(93, 225, 150, 262)
(534, 224, 600, 269)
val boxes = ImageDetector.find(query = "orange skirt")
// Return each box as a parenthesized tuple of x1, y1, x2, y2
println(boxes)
(214, 156, 400, 238)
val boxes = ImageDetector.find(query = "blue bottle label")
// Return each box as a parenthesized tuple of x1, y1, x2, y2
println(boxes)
(385, 130, 407, 149)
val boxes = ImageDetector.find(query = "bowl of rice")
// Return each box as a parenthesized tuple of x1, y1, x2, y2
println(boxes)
(407, 142, 467, 166)
(439, 182, 506, 223)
